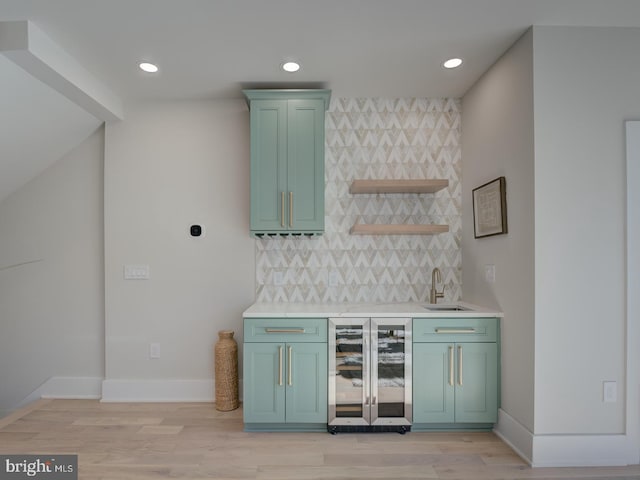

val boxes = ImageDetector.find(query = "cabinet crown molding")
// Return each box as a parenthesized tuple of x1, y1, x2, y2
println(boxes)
(243, 89, 332, 110)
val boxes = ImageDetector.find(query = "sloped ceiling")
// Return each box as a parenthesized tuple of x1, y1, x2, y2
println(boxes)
(0, 19, 121, 203)
(2, 0, 640, 202)
(0, 55, 102, 202)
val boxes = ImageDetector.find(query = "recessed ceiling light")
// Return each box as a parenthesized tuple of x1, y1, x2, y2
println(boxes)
(443, 58, 463, 69)
(282, 61, 300, 73)
(139, 62, 159, 73)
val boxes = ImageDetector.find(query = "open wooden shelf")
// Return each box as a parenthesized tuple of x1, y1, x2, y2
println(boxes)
(348, 178, 450, 235)
(350, 224, 450, 236)
(349, 179, 448, 194)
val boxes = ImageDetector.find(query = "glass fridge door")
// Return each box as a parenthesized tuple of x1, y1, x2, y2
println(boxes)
(371, 317, 412, 426)
(328, 318, 370, 426)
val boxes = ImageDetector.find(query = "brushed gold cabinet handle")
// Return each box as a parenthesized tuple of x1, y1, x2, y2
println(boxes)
(448, 345, 454, 386)
(281, 192, 285, 228)
(265, 328, 305, 334)
(457, 345, 463, 386)
(278, 346, 283, 386)
(435, 328, 476, 334)
(289, 191, 293, 228)
(287, 345, 293, 386)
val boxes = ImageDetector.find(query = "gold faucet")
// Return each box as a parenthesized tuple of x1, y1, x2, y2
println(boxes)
(430, 267, 445, 304)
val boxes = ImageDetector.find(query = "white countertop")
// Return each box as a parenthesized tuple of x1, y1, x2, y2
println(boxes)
(243, 301, 503, 318)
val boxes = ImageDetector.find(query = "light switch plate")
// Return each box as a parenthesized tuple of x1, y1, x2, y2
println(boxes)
(124, 264, 150, 280)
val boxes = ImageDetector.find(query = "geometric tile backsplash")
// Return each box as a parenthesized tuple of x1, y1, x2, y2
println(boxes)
(256, 97, 462, 303)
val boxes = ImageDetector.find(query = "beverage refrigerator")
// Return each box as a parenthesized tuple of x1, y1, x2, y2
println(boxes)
(328, 317, 412, 433)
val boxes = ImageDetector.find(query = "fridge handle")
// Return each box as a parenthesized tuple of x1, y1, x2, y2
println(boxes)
(364, 335, 370, 405)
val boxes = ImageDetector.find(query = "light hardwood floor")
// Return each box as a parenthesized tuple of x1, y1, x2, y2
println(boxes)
(1, 399, 639, 479)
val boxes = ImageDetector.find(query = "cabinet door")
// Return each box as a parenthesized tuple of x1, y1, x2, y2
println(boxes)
(243, 343, 285, 423)
(413, 343, 455, 423)
(285, 343, 328, 423)
(250, 100, 288, 232)
(287, 99, 325, 232)
(454, 342, 498, 423)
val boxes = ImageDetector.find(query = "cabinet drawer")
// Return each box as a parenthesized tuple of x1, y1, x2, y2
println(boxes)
(413, 317, 498, 343)
(244, 318, 327, 343)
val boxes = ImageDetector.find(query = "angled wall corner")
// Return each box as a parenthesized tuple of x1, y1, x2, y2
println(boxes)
(0, 20, 123, 122)
(471, 25, 640, 467)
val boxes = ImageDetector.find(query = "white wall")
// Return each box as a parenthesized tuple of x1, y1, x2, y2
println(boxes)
(464, 25, 640, 466)
(462, 29, 536, 437)
(532, 26, 638, 436)
(625, 121, 640, 465)
(0, 127, 105, 416)
(103, 100, 255, 400)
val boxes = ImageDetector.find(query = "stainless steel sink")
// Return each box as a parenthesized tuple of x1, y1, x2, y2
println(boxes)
(423, 305, 471, 312)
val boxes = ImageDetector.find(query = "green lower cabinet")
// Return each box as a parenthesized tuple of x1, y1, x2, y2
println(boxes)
(455, 343, 498, 423)
(413, 342, 498, 427)
(243, 343, 286, 423)
(413, 343, 455, 423)
(243, 342, 327, 430)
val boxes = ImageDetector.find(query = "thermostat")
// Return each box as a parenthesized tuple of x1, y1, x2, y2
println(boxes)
(190, 224, 204, 237)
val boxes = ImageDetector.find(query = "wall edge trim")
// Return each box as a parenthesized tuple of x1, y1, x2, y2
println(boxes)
(17, 376, 103, 410)
(493, 408, 533, 465)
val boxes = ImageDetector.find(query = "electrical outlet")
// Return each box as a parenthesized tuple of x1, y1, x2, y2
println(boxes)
(603, 381, 617, 402)
(329, 270, 339, 287)
(484, 264, 496, 283)
(273, 271, 284, 286)
(149, 343, 161, 359)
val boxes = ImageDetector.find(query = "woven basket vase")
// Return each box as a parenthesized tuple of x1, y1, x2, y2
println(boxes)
(214, 330, 239, 411)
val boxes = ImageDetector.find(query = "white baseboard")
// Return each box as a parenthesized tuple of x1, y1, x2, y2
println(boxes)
(493, 408, 533, 465)
(494, 408, 637, 467)
(19, 376, 102, 408)
(532, 434, 635, 467)
(12, 376, 242, 406)
(101, 379, 215, 402)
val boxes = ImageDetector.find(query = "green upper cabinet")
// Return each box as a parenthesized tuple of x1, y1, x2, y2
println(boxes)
(244, 89, 331, 236)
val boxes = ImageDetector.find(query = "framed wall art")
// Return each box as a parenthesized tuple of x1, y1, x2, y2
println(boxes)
(472, 176, 508, 238)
